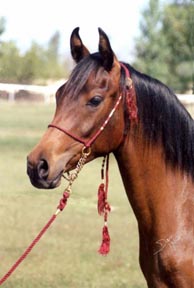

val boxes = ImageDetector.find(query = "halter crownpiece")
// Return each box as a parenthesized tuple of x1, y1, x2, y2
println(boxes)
(120, 62, 138, 122)
(120, 62, 132, 87)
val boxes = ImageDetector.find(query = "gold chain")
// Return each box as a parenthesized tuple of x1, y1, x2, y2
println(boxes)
(62, 146, 91, 193)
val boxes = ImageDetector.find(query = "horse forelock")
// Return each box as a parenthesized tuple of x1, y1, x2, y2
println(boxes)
(60, 53, 126, 102)
(63, 53, 104, 100)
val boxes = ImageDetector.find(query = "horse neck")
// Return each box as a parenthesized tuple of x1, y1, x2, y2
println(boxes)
(114, 125, 193, 234)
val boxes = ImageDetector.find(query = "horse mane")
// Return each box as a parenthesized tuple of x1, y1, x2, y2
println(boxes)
(125, 63, 194, 179)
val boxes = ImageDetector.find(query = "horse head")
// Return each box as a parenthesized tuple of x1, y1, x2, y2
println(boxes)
(27, 28, 127, 189)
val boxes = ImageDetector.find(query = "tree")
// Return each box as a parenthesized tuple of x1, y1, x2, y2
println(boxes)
(0, 17, 5, 36)
(0, 17, 6, 58)
(44, 31, 64, 80)
(134, 0, 169, 83)
(134, 0, 193, 92)
(47, 31, 60, 61)
(0, 26, 69, 84)
(19, 42, 47, 83)
(0, 41, 21, 83)
(0, 33, 66, 83)
(162, 0, 194, 92)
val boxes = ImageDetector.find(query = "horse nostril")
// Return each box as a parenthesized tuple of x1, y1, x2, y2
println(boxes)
(37, 159, 49, 180)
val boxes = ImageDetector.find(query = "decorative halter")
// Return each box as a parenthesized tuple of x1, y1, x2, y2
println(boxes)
(48, 62, 137, 255)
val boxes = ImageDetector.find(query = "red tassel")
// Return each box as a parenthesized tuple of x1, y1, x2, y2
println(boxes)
(98, 155, 111, 255)
(98, 224, 110, 255)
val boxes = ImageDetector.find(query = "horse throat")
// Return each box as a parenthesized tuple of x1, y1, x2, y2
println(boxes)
(114, 127, 193, 233)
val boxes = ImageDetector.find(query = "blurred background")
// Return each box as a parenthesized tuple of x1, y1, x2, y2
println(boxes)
(0, 0, 193, 93)
(0, 0, 193, 287)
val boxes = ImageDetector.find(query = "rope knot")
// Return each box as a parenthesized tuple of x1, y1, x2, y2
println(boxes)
(57, 191, 70, 211)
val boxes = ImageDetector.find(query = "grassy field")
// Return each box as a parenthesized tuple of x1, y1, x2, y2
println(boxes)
(0, 102, 147, 287)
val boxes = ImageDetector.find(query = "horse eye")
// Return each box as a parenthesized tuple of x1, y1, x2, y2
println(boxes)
(87, 96, 103, 107)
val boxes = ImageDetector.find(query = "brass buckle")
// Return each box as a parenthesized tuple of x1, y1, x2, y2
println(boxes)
(82, 146, 91, 157)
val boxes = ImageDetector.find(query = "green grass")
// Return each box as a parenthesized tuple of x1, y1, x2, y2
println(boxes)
(0, 102, 146, 288)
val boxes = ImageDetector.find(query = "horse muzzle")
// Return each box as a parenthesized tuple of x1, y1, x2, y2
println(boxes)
(27, 158, 63, 189)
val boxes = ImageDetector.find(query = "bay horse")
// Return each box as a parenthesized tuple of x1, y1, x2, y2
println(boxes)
(27, 28, 194, 287)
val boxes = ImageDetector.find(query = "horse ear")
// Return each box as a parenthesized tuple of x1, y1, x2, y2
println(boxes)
(98, 28, 114, 71)
(70, 27, 90, 63)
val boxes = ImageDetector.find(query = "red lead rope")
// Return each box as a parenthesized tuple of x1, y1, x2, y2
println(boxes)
(0, 192, 70, 286)
(0, 215, 56, 286)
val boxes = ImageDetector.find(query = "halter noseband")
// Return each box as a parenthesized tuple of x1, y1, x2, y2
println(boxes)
(48, 63, 132, 149)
